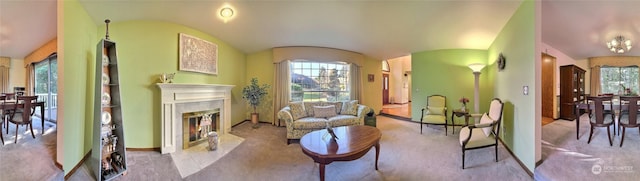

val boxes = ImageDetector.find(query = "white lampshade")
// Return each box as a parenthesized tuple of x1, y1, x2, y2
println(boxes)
(468, 63, 486, 73)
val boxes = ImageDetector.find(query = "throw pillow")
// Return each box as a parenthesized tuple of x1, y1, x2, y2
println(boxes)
(324, 102, 343, 114)
(304, 102, 323, 117)
(479, 113, 494, 137)
(341, 100, 359, 116)
(314, 105, 337, 118)
(289, 102, 307, 120)
(426, 106, 445, 115)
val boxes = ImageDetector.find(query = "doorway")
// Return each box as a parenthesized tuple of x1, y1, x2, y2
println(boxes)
(541, 53, 556, 126)
(34, 54, 58, 123)
(383, 73, 389, 104)
(380, 55, 412, 119)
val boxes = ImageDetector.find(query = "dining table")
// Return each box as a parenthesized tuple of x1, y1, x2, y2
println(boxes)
(0, 100, 46, 134)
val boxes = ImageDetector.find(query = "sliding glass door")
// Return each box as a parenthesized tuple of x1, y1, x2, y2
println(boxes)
(34, 54, 57, 123)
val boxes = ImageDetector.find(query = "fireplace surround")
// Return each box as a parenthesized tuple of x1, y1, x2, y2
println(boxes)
(157, 83, 234, 154)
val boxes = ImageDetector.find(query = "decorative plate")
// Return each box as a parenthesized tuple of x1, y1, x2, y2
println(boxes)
(101, 111, 112, 125)
(102, 73, 110, 85)
(497, 53, 506, 71)
(102, 55, 110, 66)
(102, 92, 111, 105)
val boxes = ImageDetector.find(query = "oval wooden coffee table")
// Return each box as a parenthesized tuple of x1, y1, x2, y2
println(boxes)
(300, 125, 381, 181)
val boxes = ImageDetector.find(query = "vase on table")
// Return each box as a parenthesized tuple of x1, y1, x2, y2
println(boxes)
(461, 104, 466, 112)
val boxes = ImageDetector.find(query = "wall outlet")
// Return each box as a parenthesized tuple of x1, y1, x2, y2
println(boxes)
(503, 127, 507, 137)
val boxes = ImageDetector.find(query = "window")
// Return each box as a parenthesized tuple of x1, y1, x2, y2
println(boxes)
(290, 61, 350, 102)
(600, 66, 639, 95)
(382, 60, 390, 72)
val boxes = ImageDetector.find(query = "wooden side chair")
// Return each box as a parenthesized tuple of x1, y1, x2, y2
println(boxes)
(459, 98, 504, 169)
(0, 95, 5, 145)
(3, 93, 15, 101)
(7, 96, 38, 143)
(0, 94, 12, 136)
(619, 96, 640, 147)
(586, 96, 615, 146)
(420, 95, 448, 135)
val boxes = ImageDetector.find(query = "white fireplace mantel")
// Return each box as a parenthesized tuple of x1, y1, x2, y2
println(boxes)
(157, 83, 235, 154)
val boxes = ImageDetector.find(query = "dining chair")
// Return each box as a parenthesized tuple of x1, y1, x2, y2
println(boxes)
(587, 96, 615, 146)
(420, 95, 448, 135)
(0, 93, 12, 134)
(3, 93, 15, 100)
(0, 95, 5, 145)
(7, 96, 38, 143)
(618, 96, 640, 147)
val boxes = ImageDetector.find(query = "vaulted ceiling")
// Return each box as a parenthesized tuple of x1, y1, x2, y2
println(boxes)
(79, 0, 522, 60)
(542, 1, 640, 60)
(0, 0, 57, 58)
(3, 1, 638, 61)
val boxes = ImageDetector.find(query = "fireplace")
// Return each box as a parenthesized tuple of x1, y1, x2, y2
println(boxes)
(182, 110, 219, 149)
(157, 83, 234, 154)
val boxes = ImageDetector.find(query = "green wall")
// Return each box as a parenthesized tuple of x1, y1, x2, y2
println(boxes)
(96, 21, 247, 148)
(62, 0, 97, 174)
(488, 0, 536, 172)
(411, 49, 492, 125)
(245, 50, 275, 123)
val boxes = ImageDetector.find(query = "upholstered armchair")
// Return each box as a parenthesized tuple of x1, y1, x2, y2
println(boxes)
(420, 95, 448, 135)
(459, 98, 504, 169)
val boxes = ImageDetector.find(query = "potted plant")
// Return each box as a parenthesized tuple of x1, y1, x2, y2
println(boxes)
(242, 78, 271, 127)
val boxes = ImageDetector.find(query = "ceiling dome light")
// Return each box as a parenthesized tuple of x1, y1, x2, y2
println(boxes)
(607, 36, 632, 54)
(220, 7, 234, 18)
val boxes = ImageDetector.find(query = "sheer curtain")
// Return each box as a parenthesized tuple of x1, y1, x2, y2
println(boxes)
(590, 66, 600, 96)
(350, 63, 362, 101)
(25, 63, 35, 96)
(273, 60, 290, 125)
(0, 57, 10, 93)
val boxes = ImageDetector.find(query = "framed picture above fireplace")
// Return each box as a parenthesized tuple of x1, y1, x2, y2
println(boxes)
(179, 33, 218, 75)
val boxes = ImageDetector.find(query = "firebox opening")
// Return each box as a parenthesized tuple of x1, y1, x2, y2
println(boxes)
(182, 109, 220, 149)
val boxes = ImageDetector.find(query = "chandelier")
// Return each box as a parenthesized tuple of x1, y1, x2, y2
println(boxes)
(607, 36, 632, 53)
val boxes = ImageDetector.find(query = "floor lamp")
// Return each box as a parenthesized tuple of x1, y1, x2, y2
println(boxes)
(468, 63, 486, 121)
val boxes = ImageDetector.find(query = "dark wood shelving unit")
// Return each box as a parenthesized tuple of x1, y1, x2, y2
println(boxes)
(559, 64, 586, 121)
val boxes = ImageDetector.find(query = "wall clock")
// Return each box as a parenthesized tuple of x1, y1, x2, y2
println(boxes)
(497, 53, 506, 71)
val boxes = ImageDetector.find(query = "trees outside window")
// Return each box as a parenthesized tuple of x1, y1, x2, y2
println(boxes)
(600, 66, 639, 95)
(290, 61, 350, 102)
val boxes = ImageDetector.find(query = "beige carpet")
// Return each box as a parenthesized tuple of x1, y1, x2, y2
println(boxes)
(535, 114, 640, 180)
(186, 116, 531, 180)
(0, 119, 61, 181)
(67, 116, 531, 180)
